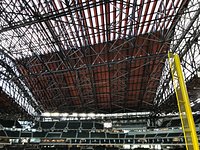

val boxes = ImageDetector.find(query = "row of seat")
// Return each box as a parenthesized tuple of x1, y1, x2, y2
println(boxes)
(33, 121, 104, 130)
(160, 115, 200, 128)
(18, 138, 187, 145)
(3, 138, 187, 147)
(0, 130, 187, 138)
(0, 130, 123, 138)
(0, 119, 22, 128)
(160, 119, 181, 128)
(0, 117, 199, 131)
(0, 146, 119, 150)
(0, 119, 104, 130)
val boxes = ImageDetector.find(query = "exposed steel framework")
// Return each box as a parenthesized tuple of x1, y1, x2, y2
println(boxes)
(155, 0, 200, 113)
(0, 0, 199, 117)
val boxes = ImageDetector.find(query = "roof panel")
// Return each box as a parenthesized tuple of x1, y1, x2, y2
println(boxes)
(0, 0, 189, 115)
(15, 32, 169, 113)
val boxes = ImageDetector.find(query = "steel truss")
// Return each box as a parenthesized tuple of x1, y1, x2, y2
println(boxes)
(0, 48, 42, 116)
(155, 0, 200, 113)
(0, 0, 195, 115)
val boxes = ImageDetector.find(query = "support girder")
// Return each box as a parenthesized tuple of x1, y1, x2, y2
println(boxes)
(155, 0, 200, 112)
(0, 49, 43, 116)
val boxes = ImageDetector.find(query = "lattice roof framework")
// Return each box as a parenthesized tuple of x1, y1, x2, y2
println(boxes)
(0, 0, 199, 117)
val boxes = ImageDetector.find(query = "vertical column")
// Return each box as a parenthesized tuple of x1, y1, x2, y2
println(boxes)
(168, 53, 199, 150)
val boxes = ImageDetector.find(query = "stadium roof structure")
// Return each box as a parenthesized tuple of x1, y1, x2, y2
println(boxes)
(0, 0, 199, 118)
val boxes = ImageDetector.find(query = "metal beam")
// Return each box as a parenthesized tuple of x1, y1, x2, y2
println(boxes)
(0, 49, 42, 116)
(155, 0, 200, 111)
